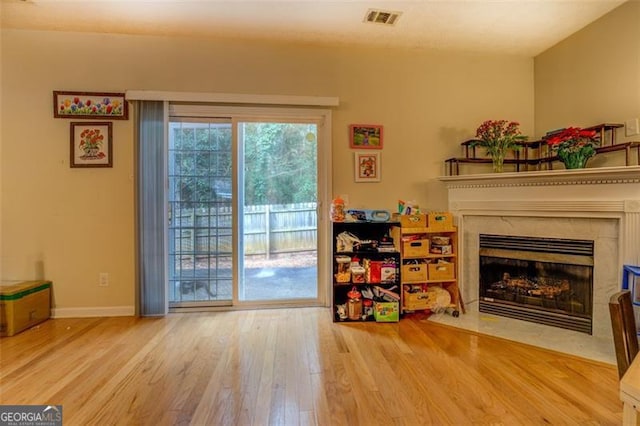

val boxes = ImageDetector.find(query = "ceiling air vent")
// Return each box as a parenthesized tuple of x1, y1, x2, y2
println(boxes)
(364, 9, 402, 26)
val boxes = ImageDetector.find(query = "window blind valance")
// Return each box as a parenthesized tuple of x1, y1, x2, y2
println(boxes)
(125, 90, 339, 107)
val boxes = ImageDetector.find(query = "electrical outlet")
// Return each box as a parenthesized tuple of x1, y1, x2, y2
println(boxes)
(99, 272, 109, 287)
(625, 118, 639, 137)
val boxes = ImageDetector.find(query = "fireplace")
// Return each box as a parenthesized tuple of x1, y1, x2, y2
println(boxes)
(478, 234, 593, 334)
(435, 167, 640, 360)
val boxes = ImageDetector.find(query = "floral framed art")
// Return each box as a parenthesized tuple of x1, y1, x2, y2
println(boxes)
(349, 124, 383, 149)
(354, 151, 381, 182)
(70, 122, 113, 168)
(54, 91, 128, 120)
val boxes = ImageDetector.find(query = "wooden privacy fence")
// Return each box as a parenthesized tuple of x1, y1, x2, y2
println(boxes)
(172, 202, 317, 257)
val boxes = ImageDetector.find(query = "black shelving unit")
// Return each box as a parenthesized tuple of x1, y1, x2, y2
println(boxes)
(332, 221, 401, 322)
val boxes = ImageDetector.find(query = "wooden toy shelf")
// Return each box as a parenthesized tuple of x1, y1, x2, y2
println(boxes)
(390, 216, 460, 314)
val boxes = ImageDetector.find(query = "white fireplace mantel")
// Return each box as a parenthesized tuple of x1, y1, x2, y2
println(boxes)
(440, 166, 640, 214)
(440, 165, 640, 188)
(439, 166, 640, 266)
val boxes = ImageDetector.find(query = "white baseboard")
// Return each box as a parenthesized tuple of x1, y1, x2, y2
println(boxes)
(51, 306, 135, 318)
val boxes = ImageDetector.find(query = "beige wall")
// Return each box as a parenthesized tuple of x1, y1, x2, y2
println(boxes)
(0, 29, 533, 312)
(535, 0, 640, 167)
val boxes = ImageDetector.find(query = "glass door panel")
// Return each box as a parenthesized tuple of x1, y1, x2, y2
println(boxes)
(238, 121, 319, 302)
(167, 120, 233, 307)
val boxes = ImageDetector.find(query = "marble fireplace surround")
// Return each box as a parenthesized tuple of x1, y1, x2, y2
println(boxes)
(434, 166, 640, 363)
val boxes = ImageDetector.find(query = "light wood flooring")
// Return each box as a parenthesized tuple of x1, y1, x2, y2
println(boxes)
(0, 307, 623, 425)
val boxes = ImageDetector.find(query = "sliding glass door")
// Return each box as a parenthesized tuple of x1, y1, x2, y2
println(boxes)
(166, 108, 326, 309)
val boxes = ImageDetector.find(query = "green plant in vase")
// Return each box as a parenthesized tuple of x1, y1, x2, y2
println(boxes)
(545, 127, 599, 169)
(474, 120, 527, 172)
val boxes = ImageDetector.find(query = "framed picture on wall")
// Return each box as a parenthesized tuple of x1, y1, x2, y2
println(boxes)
(54, 91, 128, 119)
(70, 122, 113, 168)
(349, 124, 383, 149)
(354, 151, 381, 182)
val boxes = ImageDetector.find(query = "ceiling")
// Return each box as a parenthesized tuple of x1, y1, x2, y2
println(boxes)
(0, 0, 627, 56)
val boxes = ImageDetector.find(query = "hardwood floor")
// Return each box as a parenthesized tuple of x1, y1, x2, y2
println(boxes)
(0, 308, 622, 425)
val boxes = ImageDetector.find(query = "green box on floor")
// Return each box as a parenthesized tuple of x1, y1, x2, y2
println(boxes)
(374, 301, 399, 322)
(0, 280, 52, 337)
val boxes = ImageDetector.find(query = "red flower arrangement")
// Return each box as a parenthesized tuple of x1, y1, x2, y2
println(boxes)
(474, 120, 527, 172)
(545, 127, 600, 169)
(476, 120, 526, 145)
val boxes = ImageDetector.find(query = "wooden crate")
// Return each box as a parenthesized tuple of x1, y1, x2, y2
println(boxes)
(403, 290, 435, 311)
(428, 262, 455, 280)
(392, 213, 427, 228)
(402, 263, 428, 282)
(428, 212, 454, 230)
(403, 238, 430, 257)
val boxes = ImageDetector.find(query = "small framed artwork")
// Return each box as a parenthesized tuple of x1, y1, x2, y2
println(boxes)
(70, 122, 113, 168)
(54, 91, 128, 120)
(349, 124, 383, 149)
(354, 151, 381, 182)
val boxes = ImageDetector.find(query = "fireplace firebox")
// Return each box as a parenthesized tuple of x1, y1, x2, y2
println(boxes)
(479, 234, 594, 334)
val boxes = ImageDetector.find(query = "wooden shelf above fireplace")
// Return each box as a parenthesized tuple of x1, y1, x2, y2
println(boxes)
(444, 123, 640, 176)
